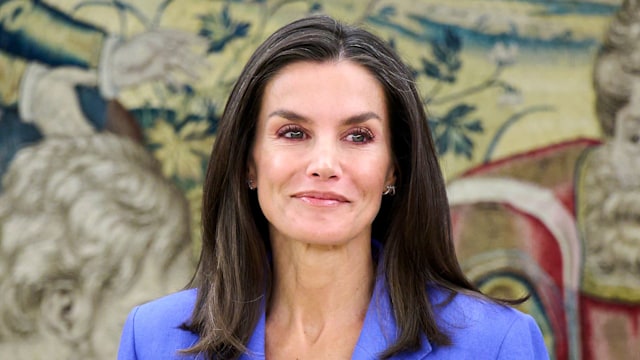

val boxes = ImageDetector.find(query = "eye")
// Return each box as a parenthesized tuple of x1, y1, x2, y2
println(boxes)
(631, 134, 640, 144)
(345, 128, 374, 144)
(277, 125, 306, 140)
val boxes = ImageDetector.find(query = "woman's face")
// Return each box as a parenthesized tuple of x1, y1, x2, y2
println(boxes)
(249, 60, 395, 247)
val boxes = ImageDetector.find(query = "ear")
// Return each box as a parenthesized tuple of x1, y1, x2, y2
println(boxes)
(247, 155, 257, 185)
(39, 279, 95, 345)
(385, 162, 397, 188)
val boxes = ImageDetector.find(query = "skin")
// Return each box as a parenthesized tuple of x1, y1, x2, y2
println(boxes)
(249, 60, 395, 358)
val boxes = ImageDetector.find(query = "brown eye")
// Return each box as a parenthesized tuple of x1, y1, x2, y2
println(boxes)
(631, 134, 640, 143)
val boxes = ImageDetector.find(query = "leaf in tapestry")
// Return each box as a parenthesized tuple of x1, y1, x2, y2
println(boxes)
(148, 119, 215, 181)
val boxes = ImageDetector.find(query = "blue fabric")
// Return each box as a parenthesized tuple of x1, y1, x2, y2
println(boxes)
(117, 276, 549, 359)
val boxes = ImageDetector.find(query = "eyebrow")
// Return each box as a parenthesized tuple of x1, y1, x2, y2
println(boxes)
(267, 109, 382, 125)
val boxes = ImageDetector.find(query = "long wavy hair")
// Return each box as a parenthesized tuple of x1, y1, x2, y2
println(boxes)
(184, 14, 483, 359)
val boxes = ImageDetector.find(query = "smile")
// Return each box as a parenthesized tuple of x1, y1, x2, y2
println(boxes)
(292, 191, 349, 206)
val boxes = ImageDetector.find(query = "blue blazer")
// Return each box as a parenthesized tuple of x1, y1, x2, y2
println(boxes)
(118, 278, 549, 359)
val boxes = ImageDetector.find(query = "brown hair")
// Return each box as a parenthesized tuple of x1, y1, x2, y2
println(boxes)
(185, 14, 485, 359)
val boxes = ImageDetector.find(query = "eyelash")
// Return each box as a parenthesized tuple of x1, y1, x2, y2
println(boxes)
(345, 127, 375, 143)
(276, 125, 375, 144)
(277, 125, 306, 139)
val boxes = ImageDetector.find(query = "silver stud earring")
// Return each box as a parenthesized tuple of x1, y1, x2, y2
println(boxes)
(247, 179, 256, 190)
(382, 185, 396, 196)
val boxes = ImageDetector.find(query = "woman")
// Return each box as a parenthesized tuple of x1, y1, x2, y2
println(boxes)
(118, 15, 548, 359)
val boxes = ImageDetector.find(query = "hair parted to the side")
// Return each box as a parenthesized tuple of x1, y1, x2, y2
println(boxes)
(184, 14, 493, 359)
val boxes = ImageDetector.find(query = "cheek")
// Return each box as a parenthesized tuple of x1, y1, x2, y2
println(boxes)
(254, 150, 300, 184)
(256, 154, 296, 193)
(355, 160, 393, 193)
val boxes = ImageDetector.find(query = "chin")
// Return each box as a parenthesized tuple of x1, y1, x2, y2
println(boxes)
(303, 236, 351, 246)
(293, 228, 366, 246)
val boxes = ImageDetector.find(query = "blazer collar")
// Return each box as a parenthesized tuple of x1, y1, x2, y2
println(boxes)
(351, 276, 432, 359)
(240, 276, 433, 360)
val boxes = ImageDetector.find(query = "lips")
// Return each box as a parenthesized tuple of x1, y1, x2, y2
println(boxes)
(292, 191, 349, 206)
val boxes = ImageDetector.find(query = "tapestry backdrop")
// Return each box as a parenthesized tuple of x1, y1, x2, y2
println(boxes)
(0, 0, 636, 359)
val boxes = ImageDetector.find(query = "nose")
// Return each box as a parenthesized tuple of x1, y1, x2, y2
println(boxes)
(306, 139, 342, 180)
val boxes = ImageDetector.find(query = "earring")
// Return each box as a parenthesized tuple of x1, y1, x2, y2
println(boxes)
(382, 185, 396, 196)
(247, 179, 256, 190)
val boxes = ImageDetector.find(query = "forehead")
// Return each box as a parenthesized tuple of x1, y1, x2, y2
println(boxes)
(260, 60, 387, 116)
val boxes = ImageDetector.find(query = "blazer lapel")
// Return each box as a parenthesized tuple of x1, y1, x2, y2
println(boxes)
(352, 277, 433, 360)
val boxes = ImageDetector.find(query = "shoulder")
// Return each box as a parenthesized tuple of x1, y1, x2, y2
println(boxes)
(429, 287, 524, 332)
(117, 289, 200, 360)
(132, 288, 197, 327)
(427, 286, 549, 359)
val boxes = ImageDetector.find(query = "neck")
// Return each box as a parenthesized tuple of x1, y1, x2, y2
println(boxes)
(267, 236, 375, 344)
